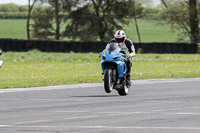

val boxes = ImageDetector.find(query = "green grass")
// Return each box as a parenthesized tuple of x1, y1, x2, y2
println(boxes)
(0, 19, 27, 39)
(124, 19, 190, 42)
(0, 50, 199, 89)
(0, 19, 189, 42)
(133, 54, 200, 79)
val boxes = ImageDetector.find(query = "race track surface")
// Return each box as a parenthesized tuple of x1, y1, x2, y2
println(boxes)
(0, 78, 200, 133)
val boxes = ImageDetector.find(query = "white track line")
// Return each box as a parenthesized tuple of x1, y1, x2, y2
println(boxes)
(0, 125, 12, 127)
(12, 126, 200, 130)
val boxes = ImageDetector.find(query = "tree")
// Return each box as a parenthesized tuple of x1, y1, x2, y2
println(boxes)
(31, 0, 78, 40)
(32, 0, 61, 40)
(189, 0, 199, 43)
(40, 0, 62, 40)
(128, 0, 143, 42)
(135, 0, 154, 7)
(32, 7, 56, 39)
(160, 0, 199, 43)
(55, 0, 60, 40)
(19, 6, 29, 12)
(0, 4, 19, 12)
(27, 0, 37, 40)
(64, 0, 143, 41)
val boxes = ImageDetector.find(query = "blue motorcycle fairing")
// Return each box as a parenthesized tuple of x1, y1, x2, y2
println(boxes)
(101, 48, 127, 78)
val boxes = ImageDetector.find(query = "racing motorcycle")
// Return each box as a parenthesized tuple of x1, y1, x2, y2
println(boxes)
(100, 43, 131, 96)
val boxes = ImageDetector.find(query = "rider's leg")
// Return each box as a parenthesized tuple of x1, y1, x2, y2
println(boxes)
(126, 60, 132, 85)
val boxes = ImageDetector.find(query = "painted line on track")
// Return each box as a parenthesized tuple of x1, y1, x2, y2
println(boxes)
(11, 125, 200, 130)
(64, 115, 98, 120)
(15, 120, 50, 125)
(0, 125, 12, 127)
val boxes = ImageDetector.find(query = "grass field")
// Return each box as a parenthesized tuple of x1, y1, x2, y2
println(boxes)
(124, 20, 189, 42)
(0, 50, 199, 89)
(0, 19, 27, 39)
(0, 19, 189, 42)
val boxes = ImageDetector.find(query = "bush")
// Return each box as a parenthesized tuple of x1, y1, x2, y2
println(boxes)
(143, 7, 161, 19)
(0, 4, 19, 12)
(0, 12, 27, 19)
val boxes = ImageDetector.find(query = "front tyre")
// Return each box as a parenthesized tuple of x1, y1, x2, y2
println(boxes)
(104, 69, 113, 93)
(118, 83, 130, 96)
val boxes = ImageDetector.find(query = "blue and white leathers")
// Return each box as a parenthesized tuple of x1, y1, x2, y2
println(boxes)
(101, 44, 127, 78)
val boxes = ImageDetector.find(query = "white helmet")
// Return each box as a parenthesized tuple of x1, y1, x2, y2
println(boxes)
(114, 30, 126, 45)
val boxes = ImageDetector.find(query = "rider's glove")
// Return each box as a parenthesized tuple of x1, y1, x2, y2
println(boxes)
(129, 53, 136, 58)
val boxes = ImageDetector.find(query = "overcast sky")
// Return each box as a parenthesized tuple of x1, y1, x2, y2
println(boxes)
(0, 0, 161, 6)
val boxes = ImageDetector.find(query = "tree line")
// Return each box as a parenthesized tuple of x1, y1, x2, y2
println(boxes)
(0, 3, 159, 19)
(0, 0, 200, 43)
(0, 0, 145, 42)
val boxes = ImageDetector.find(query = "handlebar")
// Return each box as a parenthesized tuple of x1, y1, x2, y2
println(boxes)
(121, 53, 130, 59)
(121, 53, 135, 62)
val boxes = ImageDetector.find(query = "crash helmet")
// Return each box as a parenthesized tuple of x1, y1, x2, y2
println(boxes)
(114, 30, 126, 46)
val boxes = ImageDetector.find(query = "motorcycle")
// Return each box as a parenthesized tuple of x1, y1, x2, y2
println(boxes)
(100, 43, 131, 96)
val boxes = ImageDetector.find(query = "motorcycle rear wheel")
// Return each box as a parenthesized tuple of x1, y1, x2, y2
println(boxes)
(104, 69, 113, 93)
(118, 83, 130, 96)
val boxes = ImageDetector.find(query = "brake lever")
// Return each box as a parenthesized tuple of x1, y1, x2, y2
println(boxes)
(99, 52, 102, 58)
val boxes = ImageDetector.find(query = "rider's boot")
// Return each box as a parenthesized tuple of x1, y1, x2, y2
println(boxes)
(126, 73, 132, 86)
(125, 60, 132, 86)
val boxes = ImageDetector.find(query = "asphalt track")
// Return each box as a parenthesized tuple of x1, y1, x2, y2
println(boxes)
(0, 78, 200, 133)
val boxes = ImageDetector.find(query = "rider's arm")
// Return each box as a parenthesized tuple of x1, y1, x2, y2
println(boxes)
(125, 39, 136, 57)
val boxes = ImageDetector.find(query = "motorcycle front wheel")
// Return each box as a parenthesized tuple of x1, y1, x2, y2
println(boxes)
(104, 69, 114, 93)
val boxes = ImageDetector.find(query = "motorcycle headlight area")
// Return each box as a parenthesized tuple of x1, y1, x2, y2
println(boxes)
(102, 53, 106, 60)
(111, 51, 119, 60)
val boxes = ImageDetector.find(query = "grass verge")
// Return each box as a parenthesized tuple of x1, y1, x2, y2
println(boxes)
(0, 50, 199, 89)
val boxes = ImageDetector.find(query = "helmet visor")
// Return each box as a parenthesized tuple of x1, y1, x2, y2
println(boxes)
(115, 37, 125, 43)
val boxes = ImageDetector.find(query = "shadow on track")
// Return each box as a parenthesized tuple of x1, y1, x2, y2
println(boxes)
(71, 95, 119, 98)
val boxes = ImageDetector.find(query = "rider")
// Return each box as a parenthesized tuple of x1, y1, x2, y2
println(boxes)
(107, 30, 135, 86)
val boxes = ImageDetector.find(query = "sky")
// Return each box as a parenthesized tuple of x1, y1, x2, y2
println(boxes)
(0, 0, 29, 5)
(0, 0, 161, 6)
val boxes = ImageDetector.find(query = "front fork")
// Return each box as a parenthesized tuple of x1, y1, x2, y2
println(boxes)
(102, 68, 116, 83)
(112, 69, 116, 83)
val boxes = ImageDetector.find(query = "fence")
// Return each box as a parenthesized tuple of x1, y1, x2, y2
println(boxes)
(0, 39, 198, 54)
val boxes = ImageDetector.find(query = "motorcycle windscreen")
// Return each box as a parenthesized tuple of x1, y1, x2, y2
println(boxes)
(108, 43, 119, 52)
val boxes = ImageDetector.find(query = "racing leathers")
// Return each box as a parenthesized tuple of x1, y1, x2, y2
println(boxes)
(107, 38, 135, 85)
